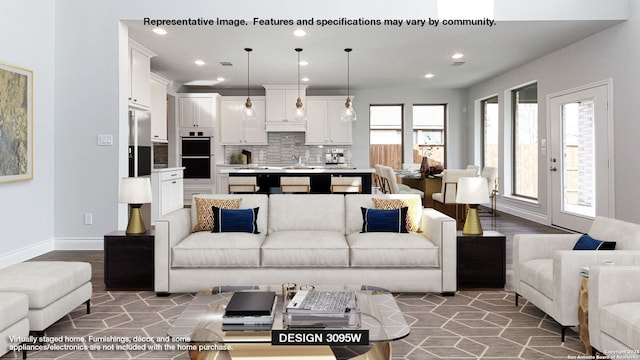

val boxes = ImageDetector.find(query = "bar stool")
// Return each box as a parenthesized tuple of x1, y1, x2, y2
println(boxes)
(330, 176, 362, 193)
(280, 177, 311, 193)
(228, 176, 259, 193)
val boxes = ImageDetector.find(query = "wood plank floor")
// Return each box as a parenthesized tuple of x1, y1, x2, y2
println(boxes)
(30, 208, 568, 293)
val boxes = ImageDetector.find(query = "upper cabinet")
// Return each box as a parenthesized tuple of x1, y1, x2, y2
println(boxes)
(220, 96, 268, 145)
(264, 85, 307, 132)
(178, 93, 219, 128)
(128, 39, 156, 110)
(149, 73, 169, 143)
(305, 96, 353, 145)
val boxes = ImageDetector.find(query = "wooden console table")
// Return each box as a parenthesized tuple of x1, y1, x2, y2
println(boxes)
(400, 176, 442, 207)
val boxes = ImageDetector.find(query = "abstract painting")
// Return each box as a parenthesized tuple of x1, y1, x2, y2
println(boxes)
(0, 62, 33, 182)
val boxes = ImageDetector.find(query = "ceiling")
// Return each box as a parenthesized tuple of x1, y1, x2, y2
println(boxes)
(125, 19, 621, 92)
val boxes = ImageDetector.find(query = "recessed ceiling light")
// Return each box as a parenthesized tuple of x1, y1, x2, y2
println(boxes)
(299, 60, 309, 66)
(424, 73, 435, 79)
(216, 77, 225, 82)
(293, 29, 306, 37)
(152, 28, 167, 35)
(301, 77, 310, 82)
(194, 59, 205, 66)
(451, 53, 464, 60)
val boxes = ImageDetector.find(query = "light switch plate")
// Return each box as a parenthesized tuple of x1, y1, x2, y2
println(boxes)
(97, 134, 113, 146)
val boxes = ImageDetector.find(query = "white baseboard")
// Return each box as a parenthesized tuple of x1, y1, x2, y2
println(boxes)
(0, 238, 54, 269)
(496, 203, 549, 226)
(54, 237, 104, 250)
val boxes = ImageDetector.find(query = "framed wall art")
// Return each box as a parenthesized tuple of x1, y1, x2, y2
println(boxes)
(0, 62, 33, 183)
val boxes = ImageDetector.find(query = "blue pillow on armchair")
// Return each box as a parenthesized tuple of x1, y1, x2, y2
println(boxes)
(573, 234, 616, 250)
(212, 206, 260, 234)
(361, 207, 409, 233)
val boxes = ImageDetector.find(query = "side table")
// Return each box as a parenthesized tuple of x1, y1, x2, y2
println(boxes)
(104, 230, 154, 290)
(456, 231, 506, 288)
(578, 269, 591, 354)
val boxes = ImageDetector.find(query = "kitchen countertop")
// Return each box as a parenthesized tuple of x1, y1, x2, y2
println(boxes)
(219, 165, 375, 174)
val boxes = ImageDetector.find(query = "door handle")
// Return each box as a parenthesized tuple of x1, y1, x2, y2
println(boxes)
(550, 167, 557, 172)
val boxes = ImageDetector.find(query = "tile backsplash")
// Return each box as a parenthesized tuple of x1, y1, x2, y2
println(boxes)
(223, 132, 352, 165)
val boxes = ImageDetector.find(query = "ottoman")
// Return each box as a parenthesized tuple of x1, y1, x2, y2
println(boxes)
(0, 293, 29, 356)
(0, 261, 92, 333)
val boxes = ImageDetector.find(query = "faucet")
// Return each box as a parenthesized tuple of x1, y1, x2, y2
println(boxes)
(292, 155, 302, 165)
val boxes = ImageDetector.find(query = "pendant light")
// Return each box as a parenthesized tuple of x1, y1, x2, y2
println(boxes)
(341, 48, 357, 122)
(293, 48, 306, 121)
(242, 48, 256, 122)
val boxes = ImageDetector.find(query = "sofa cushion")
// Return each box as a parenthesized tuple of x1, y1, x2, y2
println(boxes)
(345, 194, 423, 235)
(268, 194, 345, 233)
(0, 261, 91, 309)
(519, 259, 554, 299)
(261, 231, 349, 267)
(172, 232, 264, 267)
(212, 207, 260, 234)
(600, 302, 640, 351)
(347, 232, 439, 267)
(361, 207, 409, 233)
(191, 194, 269, 236)
(373, 197, 422, 232)
(573, 234, 616, 250)
(588, 216, 640, 250)
(193, 197, 241, 232)
(0, 293, 28, 330)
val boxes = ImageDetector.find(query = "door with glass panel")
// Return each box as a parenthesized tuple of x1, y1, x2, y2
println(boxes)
(549, 82, 611, 232)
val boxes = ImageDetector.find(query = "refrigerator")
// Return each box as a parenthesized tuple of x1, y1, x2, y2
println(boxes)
(128, 110, 152, 177)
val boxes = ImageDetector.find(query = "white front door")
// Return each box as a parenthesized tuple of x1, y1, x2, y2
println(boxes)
(548, 81, 613, 232)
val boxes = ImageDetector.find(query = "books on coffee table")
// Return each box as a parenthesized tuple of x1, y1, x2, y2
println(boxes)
(223, 291, 277, 329)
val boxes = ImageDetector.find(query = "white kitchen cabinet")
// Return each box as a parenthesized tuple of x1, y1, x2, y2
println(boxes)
(220, 96, 267, 145)
(264, 85, 307, 132)
(150, 168, 184, 224)
(305, 96, 353, 145)
(178, 93, 219, 128)
(128, 39, 155, 110)
(149, 73, 169, 142)
(216, 173, 229, 194)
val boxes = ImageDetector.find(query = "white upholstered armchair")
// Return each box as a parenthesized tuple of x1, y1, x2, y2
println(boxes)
(513, 216, 640, 341)
(588, 265, 640, 359)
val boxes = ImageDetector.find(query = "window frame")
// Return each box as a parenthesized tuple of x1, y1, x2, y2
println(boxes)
(369, 104, 405, 169)
(481, 96, 499, 169)
(511, 82, 538, 200)
(412, 103, 447, 168)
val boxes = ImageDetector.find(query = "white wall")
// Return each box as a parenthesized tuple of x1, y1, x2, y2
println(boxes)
(0, 0, 56, 267)
(466, 0, 640, 224)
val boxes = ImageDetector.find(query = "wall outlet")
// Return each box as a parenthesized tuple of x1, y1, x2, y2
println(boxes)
(84, 213, 93, 225)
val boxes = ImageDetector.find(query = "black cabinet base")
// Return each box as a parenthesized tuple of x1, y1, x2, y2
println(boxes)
(104, 231, 154, 291)
(456, 231, 506, 289)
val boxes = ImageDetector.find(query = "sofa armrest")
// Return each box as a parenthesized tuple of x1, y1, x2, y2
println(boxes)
(421, 208, 457, 293)
(154, 208, 192, 293)
(589, 265, 640, 352)
(553, 250, 640, 326)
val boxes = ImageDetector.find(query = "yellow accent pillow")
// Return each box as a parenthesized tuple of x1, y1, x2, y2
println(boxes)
(193, 198, 241, 232)
(372, 198, 422, 232)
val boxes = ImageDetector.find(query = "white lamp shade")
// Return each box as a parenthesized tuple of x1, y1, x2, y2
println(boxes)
(119, 177, 152, 204)
(456, 177, 490, 204)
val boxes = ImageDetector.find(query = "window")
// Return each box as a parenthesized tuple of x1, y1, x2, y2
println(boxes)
(412, 104, 446, 168)
(512, 83, 538, 199)
(370, 105, 403, 170)
(481, 96, 499, 168)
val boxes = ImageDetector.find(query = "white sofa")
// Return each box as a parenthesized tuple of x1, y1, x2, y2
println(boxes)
(588, 266, 640, 359)
(155, 194, 457, 294)
(513, 216, 640, 341)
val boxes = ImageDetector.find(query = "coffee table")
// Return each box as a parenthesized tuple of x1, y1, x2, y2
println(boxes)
(168, 285, 410, 360)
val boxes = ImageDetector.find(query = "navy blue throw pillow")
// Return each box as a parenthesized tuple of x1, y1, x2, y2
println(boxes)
(361, 207, 409, 233)
(212, 206, 260, 234)
(573, 234, 616, 250)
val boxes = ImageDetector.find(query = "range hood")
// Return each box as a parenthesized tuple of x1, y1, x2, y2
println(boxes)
(265, 121, 306, 132)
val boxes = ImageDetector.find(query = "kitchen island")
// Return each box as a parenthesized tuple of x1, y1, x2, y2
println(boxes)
(217, 165, 375, 194)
